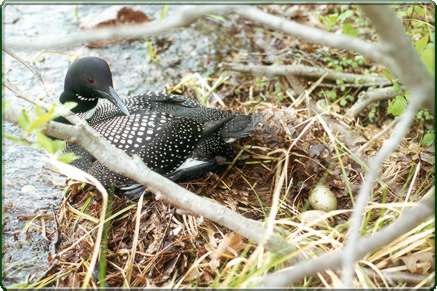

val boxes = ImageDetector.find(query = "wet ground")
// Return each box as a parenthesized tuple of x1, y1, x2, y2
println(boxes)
(2, 4, 232, 285)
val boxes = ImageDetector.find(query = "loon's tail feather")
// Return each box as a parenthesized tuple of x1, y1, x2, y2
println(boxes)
(221, 113, 263, 139)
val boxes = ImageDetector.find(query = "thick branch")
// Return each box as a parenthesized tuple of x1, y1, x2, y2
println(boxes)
(361, 6, 435, 114)
(224, 63, 390, 86)
(347, 86, 398, 118)
(4, 105, 294, 256)
(255, 190, 434, 287)
(341, 5, 435, 287)
(5, 5, 231, 50)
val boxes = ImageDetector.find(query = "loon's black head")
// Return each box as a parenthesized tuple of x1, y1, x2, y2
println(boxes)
(60, 57, 129, 115)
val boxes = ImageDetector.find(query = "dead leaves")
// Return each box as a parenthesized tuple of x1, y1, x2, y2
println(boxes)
(400, 252, 434, 274)
(80, 6, 150, 48)
(209, 232, 245, 270)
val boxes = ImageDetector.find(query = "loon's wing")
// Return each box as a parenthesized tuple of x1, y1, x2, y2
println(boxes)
(127, 91, 201, 109)
(86, 111, 204, 197)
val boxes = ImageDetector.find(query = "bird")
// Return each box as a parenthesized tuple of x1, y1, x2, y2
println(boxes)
(54, 57, 260, 200)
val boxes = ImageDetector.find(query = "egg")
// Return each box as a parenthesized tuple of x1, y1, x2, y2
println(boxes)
(309, 184, 337, 212)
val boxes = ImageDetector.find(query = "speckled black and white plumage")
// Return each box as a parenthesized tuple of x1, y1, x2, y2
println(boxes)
(71, 111, 203, 189)
(56, 57, 261, 199)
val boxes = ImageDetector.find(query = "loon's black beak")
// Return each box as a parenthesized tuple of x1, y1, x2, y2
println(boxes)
(96, 87, 130, 116)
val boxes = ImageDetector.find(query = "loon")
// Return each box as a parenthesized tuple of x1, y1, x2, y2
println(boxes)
(55, 57, 260, 199)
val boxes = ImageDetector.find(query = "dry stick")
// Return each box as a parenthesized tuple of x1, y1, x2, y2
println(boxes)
(340, 5, 435, 287)
(347, 86, 398, 118)
(362, 268, 430, 285)
(357, 118, 398, 154)
(4, 81, 43, 108)
(124, 193, 145, 287)
(361, 7, 435, 115)
(3, 105, 295, 257)
(224, 63, 390, 86)
(5, 5, 231, 50)
(3, 48, 53, 97)
(255, 189, 434, 287)
(231, 6, 387, 64)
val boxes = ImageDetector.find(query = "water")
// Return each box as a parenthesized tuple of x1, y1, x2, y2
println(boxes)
(2, 4, 230, 285)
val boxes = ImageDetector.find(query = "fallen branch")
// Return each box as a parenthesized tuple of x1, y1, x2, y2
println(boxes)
(5, 5, 231, 50)
(254, 189, 434, 287)
(341, 5, 435, 287)
(3, 104, 294, 257)
(231, 6, 387, 64)
(346, 86, 398, 118)
(224, 63, 391, 86)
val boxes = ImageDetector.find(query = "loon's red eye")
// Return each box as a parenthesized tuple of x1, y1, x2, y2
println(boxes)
(88, 78, 95, 84)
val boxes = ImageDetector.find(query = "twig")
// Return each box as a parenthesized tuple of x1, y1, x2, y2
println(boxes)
(347, 86, 398, 118)
(254, 189, 434, 287)
(5, 5, 231, 51)
(357, 118, 398, 153)
(341, 5, 435, 287)
(3, 48, 53, 97)
(231, 6, 387, 64)
(4, 81, 44, 108)
(360, 6, 435, 115)
(224, 63, 390, 86)
(362, 268, 430, 285)
(124, 193, 144, 286)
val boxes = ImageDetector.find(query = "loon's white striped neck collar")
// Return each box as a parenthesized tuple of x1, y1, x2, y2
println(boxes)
(78, 98, 99, 120)
(75, 93, 97, 102)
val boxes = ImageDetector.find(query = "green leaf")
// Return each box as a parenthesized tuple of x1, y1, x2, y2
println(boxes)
(387, 95, 407, 117)
(57, 152, 79, 164)
(321, 14, 338, 31)
(414, 6, 425, 17)
(28, 110, 55, 131)
(422, 130, 435, 146)
(415, 34, 429, 53)
(342, 23, 357, 37)
(17, 109, 31, 131)
(325, 89, 338, 102)
(206, 14, 226, 22)
(381, 68, 395, 82)
(160, 4, 169, 20)
(338, 10, 354, 23)
(2, 100, 11, 114)
(145, 40, 159, 63)
(420, 46, 435, 75)
(55, 101, 77, 117)
(52, 140, 66, 152)
(34, 105, 46, 117)
(339, 98, 348, 107)
(36, 132, 55, 153)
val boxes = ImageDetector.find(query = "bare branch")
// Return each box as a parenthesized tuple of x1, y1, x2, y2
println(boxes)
(224, 63, 390, 86)
(361, 5, 435, 114)
(255, 189, 434, 287)
(231, 6, 387, 64)
(341, 5, 435, 287)
(5, 5, 231, 51)
(3, 105, 295, 256)
(346, 86, 398, 118)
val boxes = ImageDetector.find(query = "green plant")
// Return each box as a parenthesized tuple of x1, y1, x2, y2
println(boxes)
(4, 102, 79, 163)
(422, 129, 435, 146)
